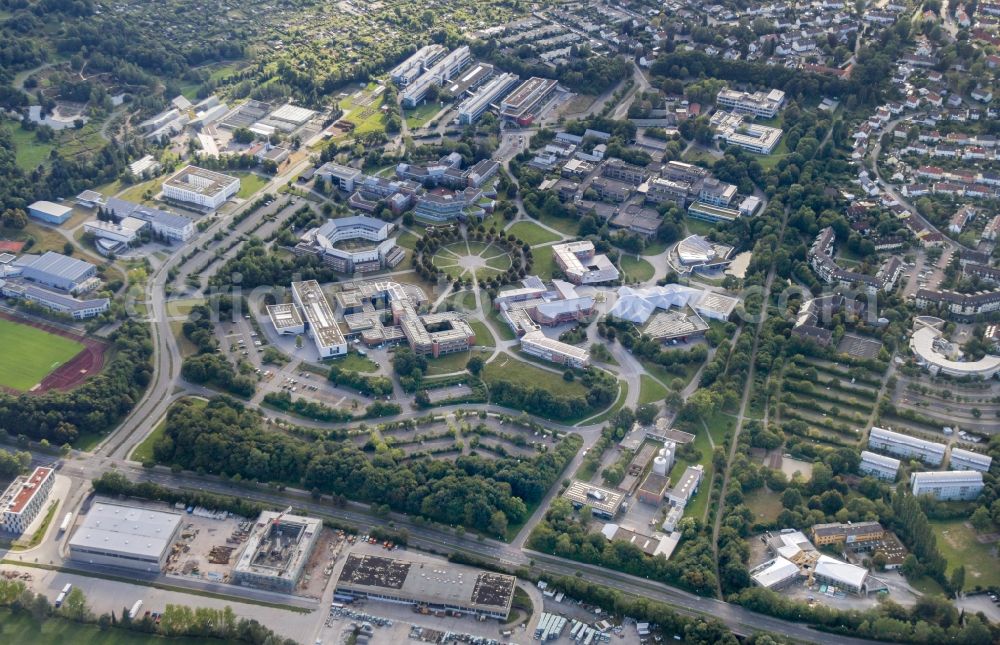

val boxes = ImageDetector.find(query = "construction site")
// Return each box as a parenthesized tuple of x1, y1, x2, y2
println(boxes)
(232, 509, 324, 593)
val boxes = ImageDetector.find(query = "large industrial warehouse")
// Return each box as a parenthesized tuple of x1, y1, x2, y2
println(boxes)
(68, 501, 183, 572)
(334, 553, 516, 619)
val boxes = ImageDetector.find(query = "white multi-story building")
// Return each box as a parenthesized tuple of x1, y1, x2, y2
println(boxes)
(390, 44, 447, 86)
(552, 241, 620, 285)
(910, 470, 984, 500)
(292, 280, 348, 358)
(716, 88, 786, 118)
(711, 111, 783, 154)
(294, 216, 404, 274)
(520, 330, 590, 368)
(457, 72, 520, 124)
(858, 450, 901, 481)
(162, 165, 240, 210)
(0, 467, 54, 534)
(401, 46, 472, 107)
(949, 447, 993, 473)
(868, 427, 946, 466)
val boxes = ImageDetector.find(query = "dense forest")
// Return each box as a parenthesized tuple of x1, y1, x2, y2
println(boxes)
(152, 397, 581, 534)
(0, 321, 151, 445)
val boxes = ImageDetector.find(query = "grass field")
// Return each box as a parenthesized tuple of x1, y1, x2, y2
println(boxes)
(336, 352, 379, 373)
(619, 255, 655, 282)
(0, 609, 218, 645)
(118, 176, 167, 204)
(7, 121, 56, 171)
(0, 319, 84, 391)
(234, 172, 269, 199)
(638, 374, 668, 405)
(532, 212, 579, 236)
(745, 488, 784, 524)
(396, 230, 420, 250)
(508, 221, 560, 246)
(684, 217, 719, 238)
(468, 319, 495, 348)
(530, 245, 556, 279)
(483, 354, 588, 398)
(425, 351, 475, 376)
(404, 101, 441, 129)
(932, 520, 1000, 590)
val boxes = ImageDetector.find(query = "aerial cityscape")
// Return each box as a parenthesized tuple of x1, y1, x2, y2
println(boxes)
(0, 0, 999, 643)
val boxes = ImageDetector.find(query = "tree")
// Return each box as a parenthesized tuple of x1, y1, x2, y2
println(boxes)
(61, 587, 90, 622)
(967, 507, 991, 534)
(949, 565, 965, 595)
(635, 403, 658, 425)
(466, 355, 484, 377)
(2, 208, 28, 229)
(489, 510, 508, 537)
(63, 241, 74, 255)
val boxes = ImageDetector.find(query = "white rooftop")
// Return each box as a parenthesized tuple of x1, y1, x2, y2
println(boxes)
(814, 554, 869, 589)
(69, 501, 182, 559)
(751, 557, 800, 589)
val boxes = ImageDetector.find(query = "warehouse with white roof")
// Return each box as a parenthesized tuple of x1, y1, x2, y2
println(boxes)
(68, 501, 183, 572)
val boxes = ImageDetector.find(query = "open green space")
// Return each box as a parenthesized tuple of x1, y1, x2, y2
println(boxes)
(468, 319, 496, 348)
(530, 245, 557, 280)
(340, 83, 389, 137)
(744, 488, 784, 524)
(483, 354, 588, 398)
(335, 351, 379, 373)
(396, 230, 420, 250)
(131, 398, 207, 463)
(531, 212, 579, 237)
(118, 176, 168, 204)
(638, 374, 668, 406)
(672, 426, 714, 523)
(618, 255, 654, 282)
(0, 609, 219, 645)
(683, 217, 719, 238)
(7, 121, 56, 171)
(508, 221, 560, 246)
(233, 172, 269, 199)
(0, 318, 85, 391)
(640, 240, 669, 256)
(404, 101, 441, 129)
(486, 306, 517, 341)
(931, 519, 1000, 590)
(425, 351, 475, 376)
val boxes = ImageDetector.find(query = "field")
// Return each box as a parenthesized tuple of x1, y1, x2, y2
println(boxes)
(530, 245, 557, 279)
(638, 374, 668, 405)
(932, 520, 1000, 590)
(335, 352, 379, 373)
(7, 121, 56, 171)
(483, 354, 588, 398)
(619, 255, 655, 282)
(683, 217, 720, 238)
(0, 318, 84, 391)
(468, 319, 495, 348)
(424, 351, 475, 376)
(118, 176, 168, 204)
(744, 488, 784, 525)
(234, 172, 269, 199)
(396, 230, 420, 250)
(0, 609, 217, 645)
(508, 221, 560, 246)
(404, 101, 441, 129)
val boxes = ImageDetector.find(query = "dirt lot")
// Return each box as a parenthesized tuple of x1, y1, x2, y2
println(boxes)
(165, 512, 250, 584)
(296, 528, 346, 599)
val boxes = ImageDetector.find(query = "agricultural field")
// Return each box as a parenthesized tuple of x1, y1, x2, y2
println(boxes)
(0, 318, 84, 391)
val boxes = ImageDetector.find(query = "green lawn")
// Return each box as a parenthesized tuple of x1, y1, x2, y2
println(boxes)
(335, 352, 379, 373)
(619, 255, 654, 282)
(0, 319, 85, 391)
(638, 374, 668, 405)
(672, 427, 714, 523)
(396, 231, 420, 250)
(486, 306, 517, 341)
(7, 121, 56, 171)
(744, 488, 784, 524)
(483, 354, 588, 398)
(508, 221, 560, 246)
(684, 217, 719, 238)
(131, 398, 206, 463)
(0, 609, 218, 645)
(234, 172, 269, 199)
(425, 351, 475, 376)
(118, 176, 167, 204)
(931, 520, 1000, 590)
(404, 101, 441, 129)
(532, 212, 579, 236)
(468, 319, 496, 348)
(530, 245, 556, 279)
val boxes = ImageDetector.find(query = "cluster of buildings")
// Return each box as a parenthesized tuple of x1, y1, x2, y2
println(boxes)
(808, 227, 904, 295)
(790, 293, 869, 348)
(293, 216, 404, 275)
(494, 275, 595, 368)
(269, 279, 477, 359)
(608, 283, 738, 343)
(397, 46, 473, 108)
(908, 320, 1000, 380)
(864, 426, 989, 500)
(0, 251, 109, 319)
(551, 241, 620, 285)
(317, 155, 499, 223)
(0, 466, 54, 535)
(540, 151, 760, 232)
(751, 525, 896, 596)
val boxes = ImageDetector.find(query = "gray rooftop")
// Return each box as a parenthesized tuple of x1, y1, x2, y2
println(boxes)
(69, 501, 182, 559)
(22, 251, 95, 283)
(105, 197, 193, 231)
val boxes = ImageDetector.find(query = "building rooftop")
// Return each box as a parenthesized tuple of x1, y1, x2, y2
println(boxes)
(234, 511, 321, 581)
(267, 303, 303, 331)
(29, 200, 73, 218)
(562, 481, 624, 515)
(0, 467, 51, 515)
(68, 500, 182, 559)
(292, 280, 345, 349)
(104, 197, 193, 232)
(813, 554, 869, 589)
(164, 165, 239, 198)
(20, 251, 95, 284)
(751, 556, 800, 589)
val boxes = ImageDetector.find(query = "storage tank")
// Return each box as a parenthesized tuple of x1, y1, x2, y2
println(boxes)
(652, 456, 668, 476)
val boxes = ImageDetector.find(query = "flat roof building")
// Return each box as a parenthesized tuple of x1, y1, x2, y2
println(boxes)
(292, 280, 347, 358)
(500, 77, 558, 126)
(336, 553, 515, 619)
(390, 44, 447, 86)
(811, 522, 885, 547)
(0, 466, 54, 534)
(710, 111, 783, 154)
(163, 165, 240, 210)
(233, 511, 322, 593)
(401, 46, 472, 107)
(868, 427, 946, 466)
(909, 326, 1000, 379)
(812, 554, 871, 595)
(552, 241, 620, 285)
(0, 280, 109, 319)
(103, 197, 195, 242)
(949, 447, 992, 473)
(750, 557, 801, 590)
(28, 200, 73, 225)
(267, 303, 305, 335)
(562, 481, 624, 519)
(294, 216, 403, 274)
(859, 450, 901, 481)
(457, 72, 520, 124)
(15, 251, 98, 293)
(520, 330, 590, 368)
(716, 88, 786, 118)
(911, 470, 984, 501)
(667, 465, 703, 508)
(68, 501, 183, 572)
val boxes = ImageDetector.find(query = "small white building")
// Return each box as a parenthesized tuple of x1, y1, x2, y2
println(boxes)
(750, 557, 800, 590)
(812, 555, 871, 595)
(519, 330, 590, 368)
(858, 450, 901, 481)
(0, 467, 54, 534)
(910, 470, 984, 501)
(949, 448, 992, 473)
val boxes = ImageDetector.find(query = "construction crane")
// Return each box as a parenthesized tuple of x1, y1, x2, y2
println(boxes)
(272, 506, 293, 528)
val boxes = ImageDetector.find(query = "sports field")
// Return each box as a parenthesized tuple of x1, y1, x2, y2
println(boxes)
(0, 318, 85, 391)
